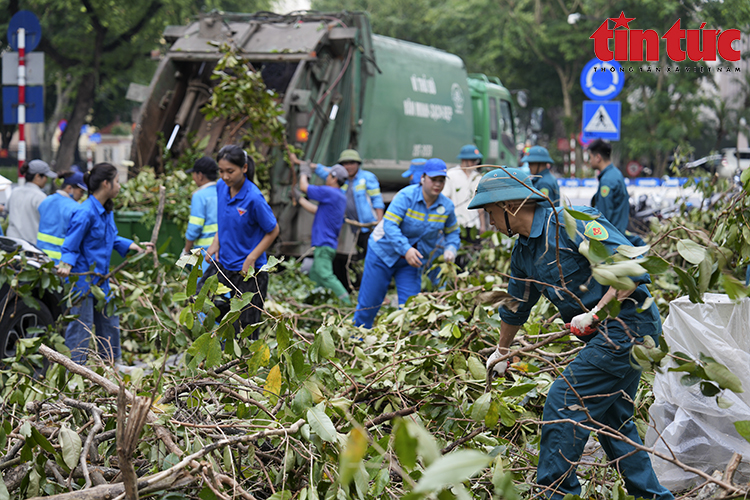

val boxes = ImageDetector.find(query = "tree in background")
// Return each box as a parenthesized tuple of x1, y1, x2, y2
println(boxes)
(312, 0, 750, 175)
(0, 0, 271, 171)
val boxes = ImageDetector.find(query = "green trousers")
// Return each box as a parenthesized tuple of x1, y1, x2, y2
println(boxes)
(310, 246, 351, 305)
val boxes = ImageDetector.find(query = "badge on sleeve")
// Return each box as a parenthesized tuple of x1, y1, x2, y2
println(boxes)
(600, 185, 610, 198)
(540, 187, 549, 196)
(584, 221, 609, 241)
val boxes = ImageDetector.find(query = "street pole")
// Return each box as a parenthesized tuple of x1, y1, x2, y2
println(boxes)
(17, 27, 26, 185)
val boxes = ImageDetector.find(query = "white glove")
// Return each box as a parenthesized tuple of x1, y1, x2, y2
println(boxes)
(569, 305, 601, 337)
(486, 348, 508, 377)
(443, 249, 456, 263)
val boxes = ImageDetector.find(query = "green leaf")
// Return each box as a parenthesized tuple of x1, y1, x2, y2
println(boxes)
(467, 356, 485, 380)
(500, 383, 537, 399)
(481, 400, 498, 428)
(700, 381, 721, 397)
(676, 239, 706, 264)
(30, 427, 55, 455)
(565, 208, 599, 221)
(394, 420, 418, 470)
(721, 273, 747, 300)
(471, 393, 492, 422)
(0, 473, 9, 500)
(716, 396, 734, 409)
(205, 336, 222, 368)
(588, 239, 611, 264)
(291, 388, 313, 417)
(616, 244, 650, 258)
(59, 425, 82, 470)
(703, 362, 744, 393)
(734, 421, 750, 443)
(697, 256, 712, 294)
(306, 404, 336, 443)
(674, 267, 702, 303)
(267, 491, 292, 500)
(187, 333, 211, 365)
(641, 255, 670, 275)
(413, 450, 491, 493)
(319, 328, 335, 360)
(277, 320, 290, 354)
(563, 206, 577, 241)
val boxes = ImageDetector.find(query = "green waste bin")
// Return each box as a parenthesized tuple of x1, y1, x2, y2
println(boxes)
(112, 211, 185, 266)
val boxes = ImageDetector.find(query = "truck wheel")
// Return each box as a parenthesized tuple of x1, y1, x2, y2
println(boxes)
(0, 297, 53, 366)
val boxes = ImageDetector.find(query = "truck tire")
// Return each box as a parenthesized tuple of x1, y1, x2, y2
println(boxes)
(0, 295, 54, 362)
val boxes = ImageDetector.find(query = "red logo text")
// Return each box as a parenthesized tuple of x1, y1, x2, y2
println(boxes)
(590, 12, 741, 62)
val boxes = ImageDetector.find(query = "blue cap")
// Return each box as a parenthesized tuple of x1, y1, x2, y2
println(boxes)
(423, 158, 447, 178)
(402, 158, 427, 184)
(521, 145, 554, 164)
(63, 171, 87, 190)
(457, 145, 483, 160)
(468, 167, 544, 209)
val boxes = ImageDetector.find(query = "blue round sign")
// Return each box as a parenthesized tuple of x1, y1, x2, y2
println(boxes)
(580, 58, 625, 101)
(7, 10, 42, 52)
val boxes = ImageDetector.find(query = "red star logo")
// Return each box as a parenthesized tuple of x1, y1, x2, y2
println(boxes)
(610, 11, 635, 29)
(593, 228, 602, 235)
(237, 208, 247, 216)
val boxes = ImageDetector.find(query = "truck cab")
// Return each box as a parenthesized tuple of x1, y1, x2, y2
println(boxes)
(468, 74, 518, 167)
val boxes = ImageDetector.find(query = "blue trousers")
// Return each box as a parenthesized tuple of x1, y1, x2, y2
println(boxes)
(64, 297, 121, 365)
(354, 251, 420, 329)
(538, 324, 673, 500)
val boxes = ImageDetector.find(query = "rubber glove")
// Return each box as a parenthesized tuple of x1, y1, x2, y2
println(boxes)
(443, 249, 456, 263)
(486, 348, 508, 377)
(299, 161, 312, 178)
(568, 305, 600, 337)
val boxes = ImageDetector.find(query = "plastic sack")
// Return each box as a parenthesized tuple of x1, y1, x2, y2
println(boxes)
(645, 294, 750, 490)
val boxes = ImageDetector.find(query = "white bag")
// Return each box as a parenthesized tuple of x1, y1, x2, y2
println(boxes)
(645, 294, 750, 490)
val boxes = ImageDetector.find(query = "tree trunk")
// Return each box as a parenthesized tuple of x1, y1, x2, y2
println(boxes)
(43, 75, 77, 170)
(55, 71, 96, 171)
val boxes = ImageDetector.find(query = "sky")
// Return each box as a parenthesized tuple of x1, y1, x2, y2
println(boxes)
(273, 0, 312, 13)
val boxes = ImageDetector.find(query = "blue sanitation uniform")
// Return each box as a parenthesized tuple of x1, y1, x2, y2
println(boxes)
(592, 163, 629, 234)
(61, 196, 134, 364)
(354, 184, 460, 328)
(196, 178, 278, 333)
(533, 168, 560, 207)
(185, 181, 218, 271)
(315, 164, 384, 232)
(37, 192, 81, 263)
(499, 205, 672, 500)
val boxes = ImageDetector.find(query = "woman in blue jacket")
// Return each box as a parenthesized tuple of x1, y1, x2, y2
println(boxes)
(57, 163, 151, 365)
(201, 145, 280, 333)
(354, 158, 460, 329)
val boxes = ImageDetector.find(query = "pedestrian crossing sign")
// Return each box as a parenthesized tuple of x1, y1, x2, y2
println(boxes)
(582, 100, 621, 141)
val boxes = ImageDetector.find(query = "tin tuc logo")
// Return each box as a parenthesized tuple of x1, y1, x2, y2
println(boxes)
(590, 12, 741, 62)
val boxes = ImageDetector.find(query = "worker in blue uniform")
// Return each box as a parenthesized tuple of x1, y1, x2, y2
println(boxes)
(401, 158, 427, 185)
(183, 156, 218, 272)
(37, 171, 87, 263)
(201, 145, 280, 334)
(57, 163, 152, 365)
(522, 145, 560, 206)
(469, 167, 672, 500)
(354, 158, 460, 329)
(588, 139, 646, 246)
(290, 149, 384, 291)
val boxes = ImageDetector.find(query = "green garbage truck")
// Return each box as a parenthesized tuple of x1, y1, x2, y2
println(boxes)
(131, 11, 519, 254)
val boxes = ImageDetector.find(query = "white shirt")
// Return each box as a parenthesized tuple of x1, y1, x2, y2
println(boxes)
(6, 183, 47, 243)
(442, 167, 482, 229)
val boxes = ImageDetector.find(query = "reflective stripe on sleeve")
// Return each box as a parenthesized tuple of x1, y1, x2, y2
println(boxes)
(37, 233, 65, 246)
(189, 216, 205, 226)
(43, 249, 62, 260)
(203, 224, 218, 233)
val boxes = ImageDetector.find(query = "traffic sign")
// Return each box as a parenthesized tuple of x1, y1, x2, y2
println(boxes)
(7, 10, 42, 52)
(2, 52, 45, 86)
(580, 58, 624, 101)
(582, 101, 621, 141)
(626, 160, 643, 177)
(2, 86, 44, 124)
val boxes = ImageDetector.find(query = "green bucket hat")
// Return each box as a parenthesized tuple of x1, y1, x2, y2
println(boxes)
(337, 149, 362, 164)
(468, 167, 544, 209)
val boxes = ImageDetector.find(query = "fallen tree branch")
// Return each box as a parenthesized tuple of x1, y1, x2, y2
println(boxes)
(26, 419, 306, 500)
(61, 397, 104, 489)
(39, 345, 182, 457)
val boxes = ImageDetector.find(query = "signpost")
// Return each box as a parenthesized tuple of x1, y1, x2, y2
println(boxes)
(580, 58, 624, 143)
(4, 10, 43, 176)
